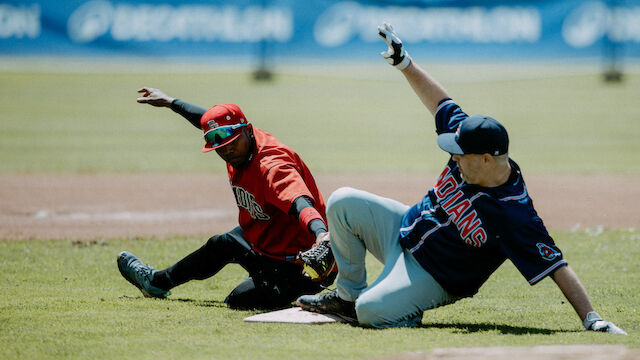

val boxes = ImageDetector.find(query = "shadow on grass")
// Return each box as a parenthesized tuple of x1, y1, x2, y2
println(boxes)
(117, 295, 229, 308)
(421, 322, 576, 335)
(168, 297, 228, 308)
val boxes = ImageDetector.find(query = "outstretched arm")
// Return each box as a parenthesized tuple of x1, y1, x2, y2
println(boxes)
(378, 23, 449, 116)
(399, 62, 449, 116)
(551, 265, 593, 320)
(137, 87, 207, 129)
(552, 265, 627, 334)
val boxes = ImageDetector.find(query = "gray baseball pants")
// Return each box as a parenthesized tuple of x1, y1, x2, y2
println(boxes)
(327, 187, 459, 328)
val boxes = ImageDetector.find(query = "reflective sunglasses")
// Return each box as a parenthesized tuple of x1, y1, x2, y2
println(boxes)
(203, 123, 248, 147)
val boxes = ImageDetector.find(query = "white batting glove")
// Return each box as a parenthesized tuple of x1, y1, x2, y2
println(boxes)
(583, 311, 628, 335)
(377, 23, 411, 70)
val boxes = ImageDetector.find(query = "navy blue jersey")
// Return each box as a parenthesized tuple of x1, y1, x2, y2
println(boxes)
(399, 99, 567, 298)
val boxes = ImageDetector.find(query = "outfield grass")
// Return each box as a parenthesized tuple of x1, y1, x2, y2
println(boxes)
(0, 229, 638, 359)
(1, 64, 639, 175)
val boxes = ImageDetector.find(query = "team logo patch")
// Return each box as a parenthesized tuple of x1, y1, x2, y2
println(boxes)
(536, 243, 560, 261)
(207, 120, 219, 129)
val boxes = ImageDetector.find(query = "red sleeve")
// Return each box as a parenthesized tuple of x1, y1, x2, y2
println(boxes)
(264, 164, 315, 214)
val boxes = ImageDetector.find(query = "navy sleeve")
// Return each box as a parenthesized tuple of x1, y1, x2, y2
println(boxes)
(434, 98, 469, 135)
(500, 216, 568, 285)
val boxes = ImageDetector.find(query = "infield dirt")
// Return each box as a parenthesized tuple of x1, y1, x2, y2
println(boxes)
(374, 345, 640, 360)
(1, 173, 638, 240)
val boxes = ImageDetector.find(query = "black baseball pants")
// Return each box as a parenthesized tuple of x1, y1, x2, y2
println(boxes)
(151, 226, 325, 310)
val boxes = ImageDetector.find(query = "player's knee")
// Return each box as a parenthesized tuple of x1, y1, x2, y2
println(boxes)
(327, 187, 361, 218)
(327, 187, 356, 209)
(203, 230, 244, 254)
(202, 233, 228, 253)
(354, 293, 388, 328)
(225, 278, 290, 310)
(355, 292, 423, 328)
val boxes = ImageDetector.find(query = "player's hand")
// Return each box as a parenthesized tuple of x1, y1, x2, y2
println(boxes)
(314, 232, 329, 246)
(298, 232, 336, 283)
(583, 311, 628, 335)
(377, 23, 411, 70)
(136, 87, 175, 107)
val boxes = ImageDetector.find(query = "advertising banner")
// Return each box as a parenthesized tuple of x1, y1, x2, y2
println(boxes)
(1, 0, 639, 61)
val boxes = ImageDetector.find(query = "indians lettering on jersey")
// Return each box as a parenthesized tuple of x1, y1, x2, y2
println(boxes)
(434, 166, 488, 247)
(232, 185, 270, 221)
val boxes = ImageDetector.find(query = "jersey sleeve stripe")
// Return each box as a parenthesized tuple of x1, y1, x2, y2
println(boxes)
(528, 260, 568, 285)
(499, 189, 529, 202)
(435, 99, 455, 116)
(469, 192, 488, 203)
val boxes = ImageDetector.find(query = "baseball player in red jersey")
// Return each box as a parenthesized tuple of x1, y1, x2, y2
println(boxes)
(117, 88, 335, 310)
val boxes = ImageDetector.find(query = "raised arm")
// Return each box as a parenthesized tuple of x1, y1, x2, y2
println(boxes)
(399, 63, 450, 116)
(137, 87, 207, 129)
(551, 265, 627, 334)
(378, 23, 449, 116)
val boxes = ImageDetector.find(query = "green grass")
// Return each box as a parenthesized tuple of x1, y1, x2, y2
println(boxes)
(1, 64, 639, 175)
(1, 229, 638, 359)
(1, 63, 638, 358)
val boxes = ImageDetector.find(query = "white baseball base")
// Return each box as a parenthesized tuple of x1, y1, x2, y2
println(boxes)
(243, 307, 347, 324)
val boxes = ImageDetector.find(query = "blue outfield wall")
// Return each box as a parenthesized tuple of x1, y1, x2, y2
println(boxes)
(1, 0, 640, 61)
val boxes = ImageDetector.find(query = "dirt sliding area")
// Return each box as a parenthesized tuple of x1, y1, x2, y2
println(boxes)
(1, 173, 639, 240)
(375, 345, 640, 360)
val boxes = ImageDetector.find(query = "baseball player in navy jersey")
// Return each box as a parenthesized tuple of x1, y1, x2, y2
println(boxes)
(297, 23, 626, 334)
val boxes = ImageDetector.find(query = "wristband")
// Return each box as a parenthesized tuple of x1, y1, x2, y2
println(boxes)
(396, 54, 411, 71)
(298, 207, 324, 230)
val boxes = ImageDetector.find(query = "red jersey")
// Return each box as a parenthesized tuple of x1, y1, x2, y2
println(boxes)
(226, 128, 325, 261)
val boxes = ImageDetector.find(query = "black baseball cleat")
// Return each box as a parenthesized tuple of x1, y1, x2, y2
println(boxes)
(117, 251, 171, 299)
(296, 290, 357, 323)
